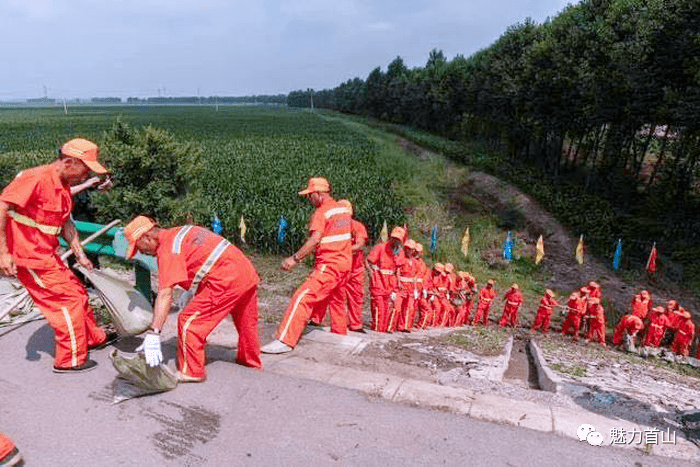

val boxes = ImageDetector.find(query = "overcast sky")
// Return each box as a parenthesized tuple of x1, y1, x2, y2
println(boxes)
(1, 0, 574, 100)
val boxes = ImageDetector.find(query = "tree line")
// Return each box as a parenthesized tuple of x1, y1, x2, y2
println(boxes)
(288, 0, 700, 282)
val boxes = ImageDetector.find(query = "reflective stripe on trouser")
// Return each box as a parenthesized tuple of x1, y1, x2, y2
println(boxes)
(177, 283, 262, 378)
(303, 272, 349, 332)
(439, 298, 455, 327)
(417, 298, 433, 329)
(531, 310, 553, 333)
(498, 304, 520, 328)
(392, 293, 415, 332)
(17, 264, 105, 369)
(370, 293, 390, 332)
(472, 302, 491, 326)
(277, 266, 348, 347)
(345, 266, 365, 331)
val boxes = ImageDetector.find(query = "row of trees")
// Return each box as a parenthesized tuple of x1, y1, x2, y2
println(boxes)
(288, 0, 700, 278)
(124, 95, 287, 105)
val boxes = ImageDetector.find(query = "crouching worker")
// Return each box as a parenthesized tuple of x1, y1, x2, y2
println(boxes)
(123, 216, 262, 382)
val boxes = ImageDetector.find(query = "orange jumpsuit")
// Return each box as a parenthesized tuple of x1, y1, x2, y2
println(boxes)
(586, 303, 606, 345)
(416, 265, 434, 329)
(1, 164, 106, 369)
(0, 434, 19, 464)
(393, 256, 418, 332)
(499, 289, 524, 328)
(612, 314, 644, 346)
(346, 219, 368, 331)
(671, 317, 695, 356)
(631, 295, 652, 320)
(367, 242, 404, 332)
(432, 273, 450, 327)
(561, 294, 584, 340)
(473, 286, 496, 326)
(644, 311, 669, 348)
(277, 197, 352, 346)
(157, 226, 262, 378)
(442, 272, 458, 327)
(531, 294, 559, 334)
(453, 277, 468, 327)
(454, 277, 477, 326)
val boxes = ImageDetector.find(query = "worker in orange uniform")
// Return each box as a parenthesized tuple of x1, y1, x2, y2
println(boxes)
(0, 433, 22, 466)
(262, 178, 353, 352)
(498, 283, 523, 328)
(644, 306, 669, 349)
(662, 299, 683, 347)
(415, 247, 434, 329)
(630, 290, 652, 320)
(612, 314, 645, 350)
(440, 263, 458, 327)
(561, 290, 586, 341)
(123, 216, 262, 380)
(391, 239, 418, 332)
(458, 272, 478, 326)
(454, 272, 474, 326)
(431, 263, 450, 327)
(531, 289, 558, 334)
(365, 226, 405, 333)
(0, 138, 115, 373)
(671, 309, 695, 357)
(308, 199, 368, 333)
(586, 297, 607, 346)
(472, 280, 496, 326)
(424, 263, 443, 327)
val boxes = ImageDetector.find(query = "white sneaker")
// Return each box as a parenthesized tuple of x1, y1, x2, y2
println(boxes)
(261, 339, 293, 354)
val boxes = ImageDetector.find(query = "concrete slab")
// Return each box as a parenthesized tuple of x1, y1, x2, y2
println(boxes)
(392, 379, 473, 415)
(266, 356, 340, 383)
(470, 393, 553, 432)
(326, 366, 404, 399)
(529, 339, 563, 393)
(303, 329, 365, 350)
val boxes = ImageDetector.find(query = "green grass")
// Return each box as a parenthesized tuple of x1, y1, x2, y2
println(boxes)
(443, 327, 509, 356)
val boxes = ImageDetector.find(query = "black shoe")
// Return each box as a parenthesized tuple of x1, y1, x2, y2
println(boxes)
(53, 359, 98, 373)
(350, 328, 367, 334)
(0, 446, 23, 466)
(90, 332, 119, 350)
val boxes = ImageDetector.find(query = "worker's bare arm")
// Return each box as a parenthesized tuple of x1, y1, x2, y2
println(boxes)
(0, 201, 16, 276)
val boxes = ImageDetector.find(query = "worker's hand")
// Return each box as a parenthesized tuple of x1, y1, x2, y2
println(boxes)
(136, 333, 163, 367)
(76, 252, 93, 271)
(97, 176, 113, 192)
(429, 295, 436, 302)
(281, 256, 296, 271)
(390, 292, 397, 302)
(413, 289, 419, 300)
(423, 290, 428, 299)
(446, 292, 451, 300)
(0, 253, 16, 276)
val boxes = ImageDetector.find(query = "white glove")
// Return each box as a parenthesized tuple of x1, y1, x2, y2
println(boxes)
(413, 290, 419, 300)
(446, 292, 451, 300)
(136, 333, 163, 367)
(429, 295, 436, 302)
(390, 292, 397, 302)
(423, 290, 428, 299)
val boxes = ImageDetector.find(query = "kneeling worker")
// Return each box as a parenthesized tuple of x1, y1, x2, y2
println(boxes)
(123, 215, 262, 381)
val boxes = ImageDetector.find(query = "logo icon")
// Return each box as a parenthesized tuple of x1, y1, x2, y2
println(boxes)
(577, 424, 603, 446)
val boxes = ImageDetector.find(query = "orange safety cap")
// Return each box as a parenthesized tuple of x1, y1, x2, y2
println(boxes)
(433, 263, 445, 272)
(404, 239, 417, 250)
(444, 263, 454, 272)
(510, 283, 519, 290)
(640, 290, 650, 298)
(588, 281, 600, 288)
(580, 287, 590, 294)
(123, 215, 157, 260)
(415, 243, 424, 253)
(298, 177, 330, 195)
(487, 279, 495, 286)
(390, 226, 406, 242)
(545, 289, 555, 297)
(61, 138, 108, 174)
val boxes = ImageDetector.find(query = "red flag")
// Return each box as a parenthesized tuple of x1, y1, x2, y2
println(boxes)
(646, 243, 658, 273)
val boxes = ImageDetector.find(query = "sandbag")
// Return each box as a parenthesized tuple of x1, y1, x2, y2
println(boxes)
(110, 350, 178, 403)
(77, 266, 153, 336)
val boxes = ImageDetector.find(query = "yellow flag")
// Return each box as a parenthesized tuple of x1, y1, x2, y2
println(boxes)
(461, 227, 470, 258)
(239, 216, 247, 243)
(575, 234, 584, 265)
(380, 220, 388, 242)
(535, 234, 545, 264)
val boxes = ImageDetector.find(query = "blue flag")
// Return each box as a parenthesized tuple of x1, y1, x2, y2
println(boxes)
(212, 213, 222, 235)
(430, 224, 438, 253)
(503, 231, 514, 260)
(278, 215, 288, 244)
(613, 238, 622, 270)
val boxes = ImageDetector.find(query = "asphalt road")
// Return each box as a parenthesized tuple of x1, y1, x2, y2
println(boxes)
(0, 320, 690, 466)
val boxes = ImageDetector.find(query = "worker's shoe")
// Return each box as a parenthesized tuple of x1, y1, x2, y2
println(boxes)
(53, 359, 98, 373)
(0, 434, 22, 467)
(350, 328, 367, 334)
(261, 340, 293, 354)
(90, 332, 119, 350)
(177, 372, 206, 383)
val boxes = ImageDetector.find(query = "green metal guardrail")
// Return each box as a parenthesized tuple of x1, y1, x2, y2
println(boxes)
(59, 220, 158, 301)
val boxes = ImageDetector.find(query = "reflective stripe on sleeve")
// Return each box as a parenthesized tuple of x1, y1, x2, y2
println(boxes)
(189, 239, 230, 293)
(172, 225, 194, 254)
